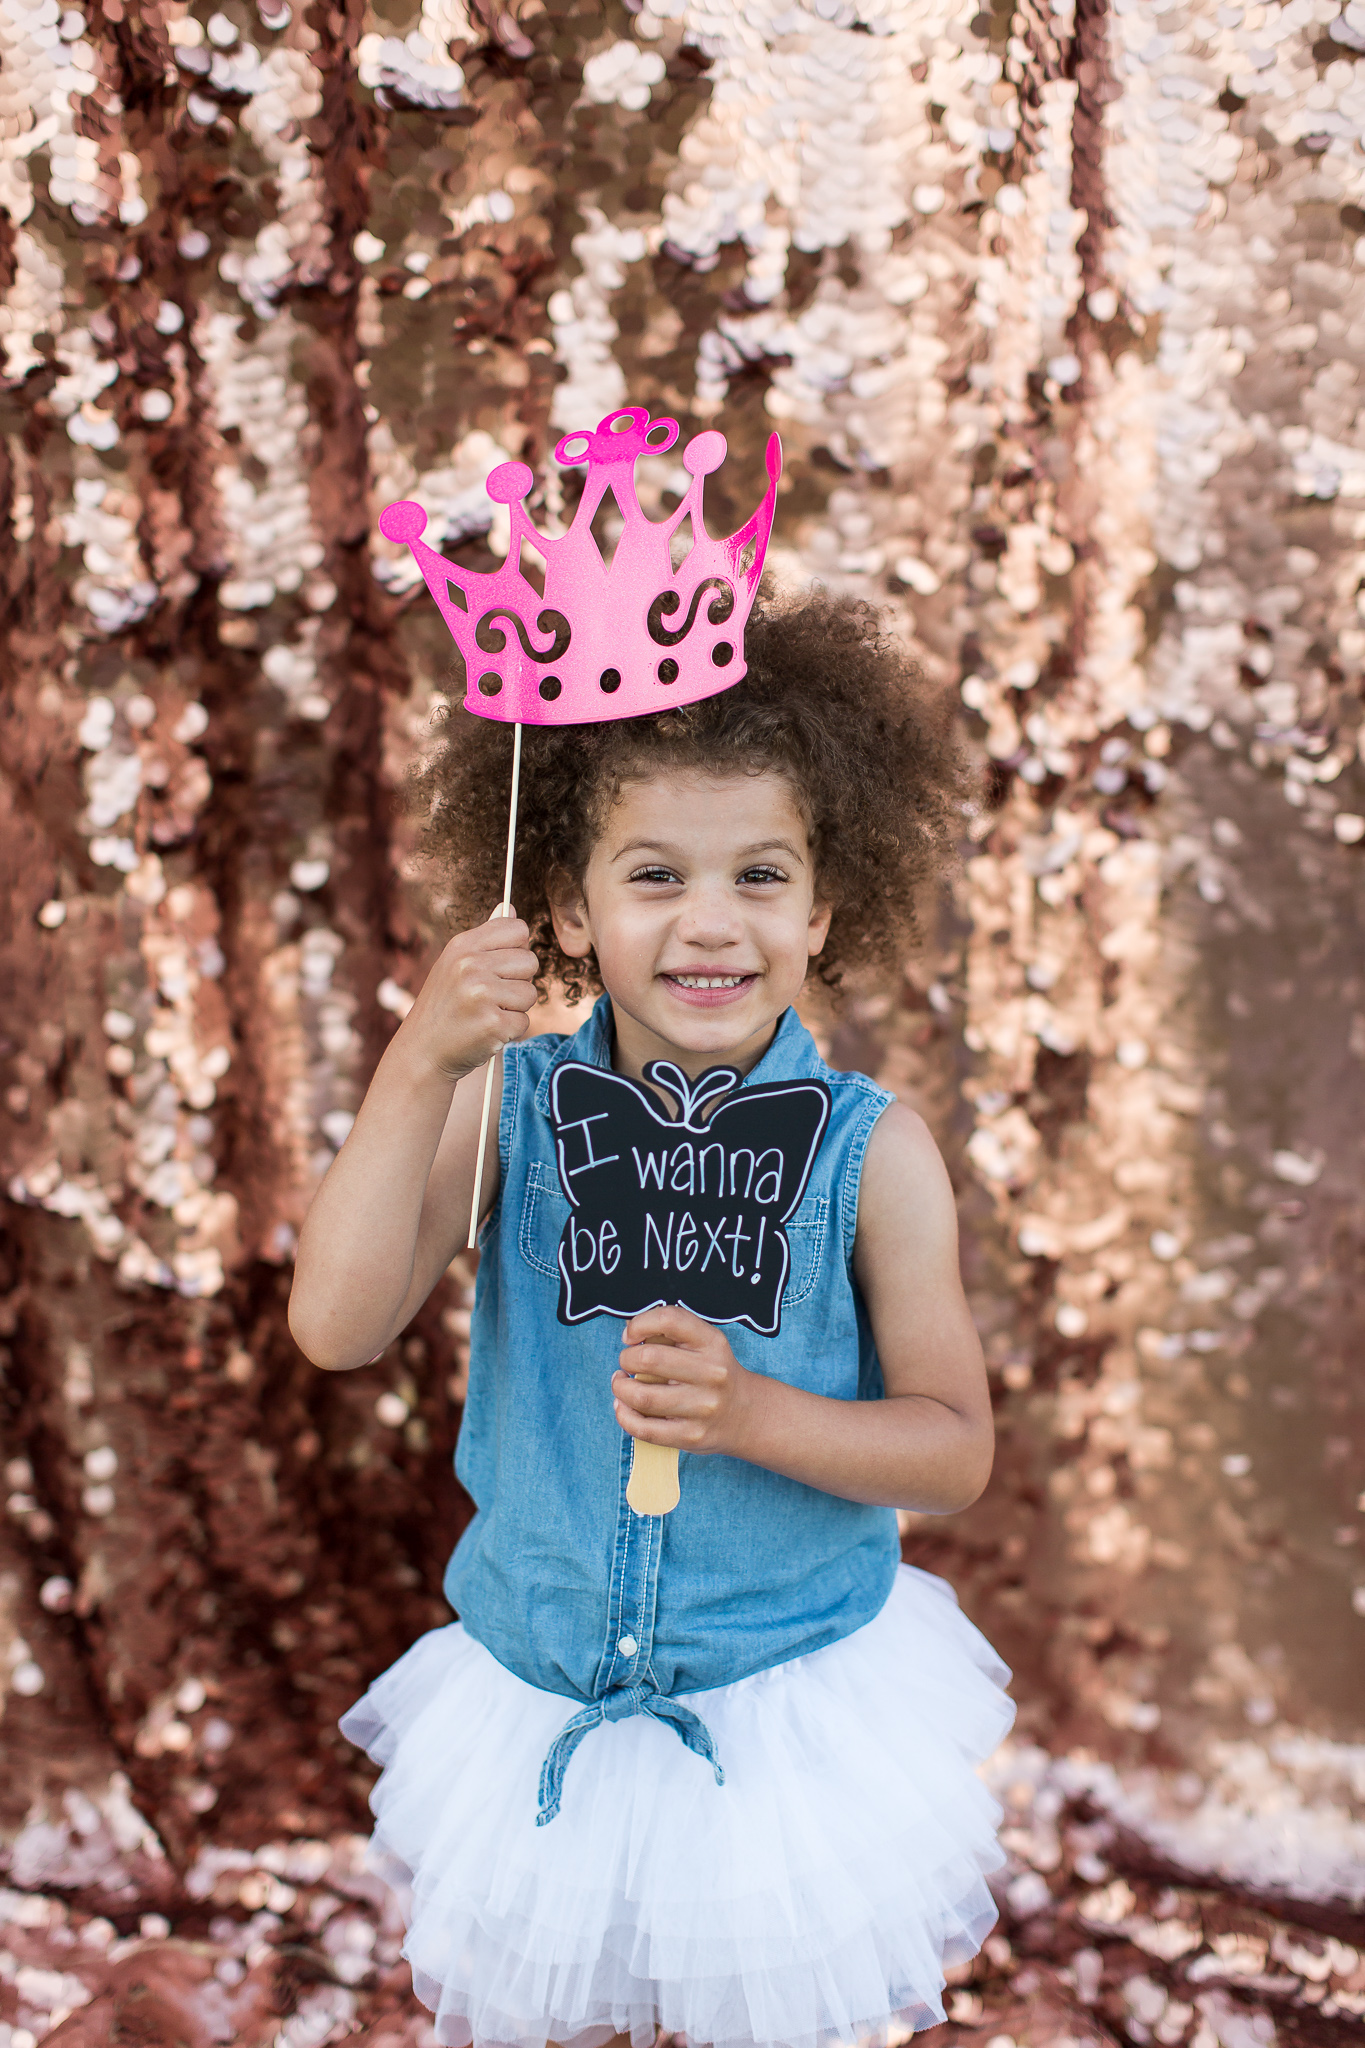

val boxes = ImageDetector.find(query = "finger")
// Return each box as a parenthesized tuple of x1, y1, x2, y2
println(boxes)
(488, 975, 540, 1010)
(618, 1337, 704, 1376)
(465, 990, 535, 1034)
(619, 1344, 711, 1384)
(476, 947, 535, 974)
(614, 1370, 683, 1409)
(454, 916, 527, 951)
(456, 959, 538, 1007)
(623, 1304, 713, 1348)
(618, 1340, 690, 1379)
(614, 1401, 704, 1449)
(614, 1371, 715, 1418)
(474, 963, 540, 1001)
(455, 1002, 528, 1052)
(496, 953, 542, 985)
(476, 913, 529, 943)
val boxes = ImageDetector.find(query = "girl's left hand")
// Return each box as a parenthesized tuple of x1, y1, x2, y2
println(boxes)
(614, 1306, 757, 1456)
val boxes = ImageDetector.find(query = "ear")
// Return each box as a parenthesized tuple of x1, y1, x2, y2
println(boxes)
(548, 869, 595, 960)
(807, 895, 833, 959)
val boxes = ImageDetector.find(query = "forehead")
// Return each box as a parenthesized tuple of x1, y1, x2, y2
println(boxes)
(600, 768, 810, 845)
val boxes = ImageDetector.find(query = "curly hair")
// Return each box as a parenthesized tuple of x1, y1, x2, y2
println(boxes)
(412, 589, 974, 1003)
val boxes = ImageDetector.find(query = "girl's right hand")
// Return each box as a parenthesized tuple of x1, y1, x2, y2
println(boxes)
(403, 912, 540, 1080)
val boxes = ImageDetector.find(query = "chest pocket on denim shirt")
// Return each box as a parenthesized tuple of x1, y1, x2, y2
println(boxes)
(519, 1157, 570, 1280)
(520, 1159, 829, 1312)
(782, 1195, 827, 1307)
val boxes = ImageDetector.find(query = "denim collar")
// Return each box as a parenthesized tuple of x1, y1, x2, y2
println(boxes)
(533, 992, 814, 1116)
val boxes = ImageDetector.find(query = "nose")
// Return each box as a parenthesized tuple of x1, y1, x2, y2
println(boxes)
(674, 880, 743, 950)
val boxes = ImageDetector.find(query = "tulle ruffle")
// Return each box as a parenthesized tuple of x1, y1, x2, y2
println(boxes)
(341, 1563, 1015, 2048)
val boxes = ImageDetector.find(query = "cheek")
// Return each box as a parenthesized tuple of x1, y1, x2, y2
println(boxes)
(769, 903, 823, 953)
(592, 912, 656, 971)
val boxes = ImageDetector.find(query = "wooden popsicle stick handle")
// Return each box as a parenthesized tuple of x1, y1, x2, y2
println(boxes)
(624, 1372, 680, 1515)
(627, 1440, 680, 1516)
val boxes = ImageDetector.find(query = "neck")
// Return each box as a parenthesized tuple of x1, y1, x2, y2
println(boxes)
(605, 1000, 781, 1087)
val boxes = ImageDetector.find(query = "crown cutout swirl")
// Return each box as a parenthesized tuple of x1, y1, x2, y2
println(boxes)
(378, 406, 783, 725)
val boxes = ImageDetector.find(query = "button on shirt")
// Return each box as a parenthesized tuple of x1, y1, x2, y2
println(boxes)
(444, 996, 901, 1822)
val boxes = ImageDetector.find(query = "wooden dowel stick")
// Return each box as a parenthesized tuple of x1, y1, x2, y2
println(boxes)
(467, 720, 524, 1250)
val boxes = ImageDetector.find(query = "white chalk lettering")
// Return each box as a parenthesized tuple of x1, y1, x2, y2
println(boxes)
(698, 1142, 725, 1195)
(632, 1146, 667, 1191)
(700, 1215, 728, 1271)
(675, 1210, 698, 1270)
(726, 1214, 752, 1277)
(570, 1218, 624, 1274)
(571, 1220, 598, 1271)
(643, 1211, 674, 1268)
(561, 1112, 620, 1177)
(750, 1213, 766, 1281)
(752, 1149, 783, 1205)
(625, 1140, 785, 1205)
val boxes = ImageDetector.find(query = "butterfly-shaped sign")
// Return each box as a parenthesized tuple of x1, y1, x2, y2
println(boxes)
(548, 1060, 831, 1337)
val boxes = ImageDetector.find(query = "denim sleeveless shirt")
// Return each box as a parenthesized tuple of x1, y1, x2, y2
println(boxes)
(445, 995, 901, 1822)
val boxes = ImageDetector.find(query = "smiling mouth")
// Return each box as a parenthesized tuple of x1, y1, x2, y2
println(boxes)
(660, 971, 757, 1005)
(666, 974, 753, 989)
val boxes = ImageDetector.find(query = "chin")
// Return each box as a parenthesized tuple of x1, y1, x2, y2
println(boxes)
(658, 1007, 774, 1053)
(661, 1017, 748, 1045)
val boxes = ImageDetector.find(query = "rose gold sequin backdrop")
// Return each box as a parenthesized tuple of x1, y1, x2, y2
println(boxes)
(1, 1, 1362, 2041)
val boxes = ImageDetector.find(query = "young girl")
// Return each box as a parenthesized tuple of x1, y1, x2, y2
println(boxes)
(289, 591, 1015, 2048)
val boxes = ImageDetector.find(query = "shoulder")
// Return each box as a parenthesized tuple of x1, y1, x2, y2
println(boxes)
(807, 1049, 895, 1125)
(823, 1065, 894, 1113)
(863, 1097, 941, 1164)
(817, 1065, 898, 1178)
(857, 1100, 958, 1244)
(804, 1064, 898, 1258)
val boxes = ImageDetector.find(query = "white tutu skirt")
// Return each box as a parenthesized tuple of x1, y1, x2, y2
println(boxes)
(340, 1564, 1015, 2048)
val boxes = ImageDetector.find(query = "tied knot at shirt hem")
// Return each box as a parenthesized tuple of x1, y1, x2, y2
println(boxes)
(536, 1686, 724, 1825)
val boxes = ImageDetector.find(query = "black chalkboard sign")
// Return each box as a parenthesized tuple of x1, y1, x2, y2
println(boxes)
(548, 1059, 831, 1336)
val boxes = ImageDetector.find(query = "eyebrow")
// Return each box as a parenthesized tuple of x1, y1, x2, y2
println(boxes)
(611, 837, 807, 865)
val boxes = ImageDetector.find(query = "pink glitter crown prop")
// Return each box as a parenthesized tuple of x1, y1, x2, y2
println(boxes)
(378, 406, 782, 726)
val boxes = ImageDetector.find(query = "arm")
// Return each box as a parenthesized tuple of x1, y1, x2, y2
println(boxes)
(288, 915, 539, 1371)
(612, 1104, 994, 1513)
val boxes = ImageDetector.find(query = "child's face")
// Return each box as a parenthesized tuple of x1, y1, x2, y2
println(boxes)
(551, 768, 831, 1079)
